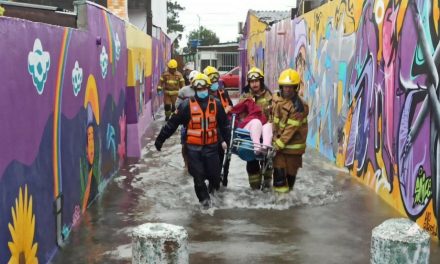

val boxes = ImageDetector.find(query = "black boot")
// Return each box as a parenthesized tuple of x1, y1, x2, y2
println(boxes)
(222, 176, 228, 187)
(273, 168, 288, 193)
(261, 168, 272, 192)
(287, 174, 297, 190)
(201, 199, 211, 210)
(261, 179, 271, 192)
(248, 173, 261, 190)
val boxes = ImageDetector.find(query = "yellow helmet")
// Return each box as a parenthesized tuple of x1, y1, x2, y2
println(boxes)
(203, 66, 220, 81)
(278, 68, 300, 86)
(192, 73, 211, 89)
(167, 59, 178, 69)
(247, 67, 264, 81)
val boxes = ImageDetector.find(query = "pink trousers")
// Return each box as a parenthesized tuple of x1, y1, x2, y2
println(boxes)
(243, 119, 273, 152)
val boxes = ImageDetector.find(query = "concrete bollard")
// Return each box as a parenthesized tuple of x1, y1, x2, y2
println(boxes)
(132, 223, 188, 264)
(371, 218, 430, 264)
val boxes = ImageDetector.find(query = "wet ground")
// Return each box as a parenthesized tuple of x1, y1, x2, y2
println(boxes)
(52, 110, 440, 264)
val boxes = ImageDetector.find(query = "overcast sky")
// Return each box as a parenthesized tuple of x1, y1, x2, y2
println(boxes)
(175, 0, 297, 45)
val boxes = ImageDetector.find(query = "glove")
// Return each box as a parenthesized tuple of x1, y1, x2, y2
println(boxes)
(154, 139, 163, 151)
(157, 86, 163, 96)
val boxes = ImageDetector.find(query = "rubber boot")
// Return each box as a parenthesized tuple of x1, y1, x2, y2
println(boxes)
(287, 174, 297, 191)
(201, 199, 211, 210)
(164, 104, 172, 121)
(261, 168, 272, 192)
(273, 168, 289, 193)
(248, 173, 261, 190)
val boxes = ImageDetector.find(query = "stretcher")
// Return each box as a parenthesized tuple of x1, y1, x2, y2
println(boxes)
(221, 114, 275, 186)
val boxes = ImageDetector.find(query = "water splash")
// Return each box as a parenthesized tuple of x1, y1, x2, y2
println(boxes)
(116, 132, 343, 214)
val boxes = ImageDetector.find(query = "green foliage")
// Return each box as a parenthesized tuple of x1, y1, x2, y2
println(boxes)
(167, 1, 185, 34)
(186, 26, 220, 53)
(167, 1, 185, 54)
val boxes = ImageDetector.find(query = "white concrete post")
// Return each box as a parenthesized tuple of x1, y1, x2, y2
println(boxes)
(132, 223, 188, 264)
(371, 218, 430, 264)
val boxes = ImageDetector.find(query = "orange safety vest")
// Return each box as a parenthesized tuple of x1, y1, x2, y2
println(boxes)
(186, 97, 218, 145)
(218, 89, 230, 109)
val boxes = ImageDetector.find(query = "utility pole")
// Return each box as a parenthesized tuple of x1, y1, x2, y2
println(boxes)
(146, 0, 152, 35)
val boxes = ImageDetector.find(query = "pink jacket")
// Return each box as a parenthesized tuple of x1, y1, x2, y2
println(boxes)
(229, 98, 267, 128)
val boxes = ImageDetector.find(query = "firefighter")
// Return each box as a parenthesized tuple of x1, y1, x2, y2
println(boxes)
(239, 67, 273, 190)
(175, 70, 199, 170)
(157, 59, 185, 121)
(272, 69, 309, 193)
(204, 66, 233, 185)
(175, 70, 198, 108)
(182, 64, 194, 86)
(154, 73, 230, 209)
(203, 66, 233, 113)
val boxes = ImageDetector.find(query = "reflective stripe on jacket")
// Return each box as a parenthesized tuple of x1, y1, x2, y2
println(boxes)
(272, 92, 308, 155)
(218, 89, 230, 109)
(186, 97, 218, 145)
(160, 71, 185, 92)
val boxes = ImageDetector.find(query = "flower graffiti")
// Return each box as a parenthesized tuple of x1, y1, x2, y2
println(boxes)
(72, 61, 83, 96)
(28, 38, 50, 95)
(8, 185, 38, 264)
(100, 46, 108, 78)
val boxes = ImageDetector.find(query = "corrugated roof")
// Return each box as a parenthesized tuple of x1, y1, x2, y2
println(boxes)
(250, 10, 290, 25)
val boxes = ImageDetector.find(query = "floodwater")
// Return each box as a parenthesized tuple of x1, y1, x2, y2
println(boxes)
(53, 112, 440, 264)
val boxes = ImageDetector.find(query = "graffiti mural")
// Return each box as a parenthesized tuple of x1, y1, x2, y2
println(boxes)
(243, 11, 270, 80)
(123, 22, 170, 159)
(0, 3, 127, 262)
(7, 185, 38, 264)
(264, 0, 439, 237)
(151, 31, 171, 118)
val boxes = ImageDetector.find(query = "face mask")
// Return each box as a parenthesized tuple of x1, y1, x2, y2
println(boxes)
(210, 82, 219, 91)
(197, 90, 209, 99)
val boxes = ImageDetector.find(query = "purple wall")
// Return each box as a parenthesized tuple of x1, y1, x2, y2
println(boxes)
(0, 3, 128, 262)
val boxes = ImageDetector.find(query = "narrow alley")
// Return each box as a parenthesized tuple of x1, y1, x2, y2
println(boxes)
(1, 0, 440, 263)
(53, 110, 440, 263)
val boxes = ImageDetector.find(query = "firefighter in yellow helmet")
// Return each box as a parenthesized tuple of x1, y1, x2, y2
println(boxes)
(203, 66, 233, 184)
(203, 66, 233, 113)
(158, 59, 185, 121)
(272, 69, 308, 193)
(238, 66, 273, 190)
(154, 73, 230, 209)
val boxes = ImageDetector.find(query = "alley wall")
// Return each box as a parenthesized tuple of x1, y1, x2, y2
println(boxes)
(263, 0, 439, 238)
(0, 2, 169, 263)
